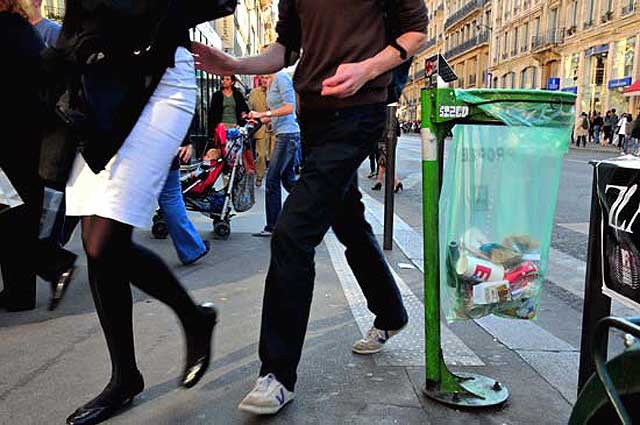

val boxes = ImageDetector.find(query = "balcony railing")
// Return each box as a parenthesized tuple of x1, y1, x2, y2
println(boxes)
(444, 0, 487, 30)
(622, 3, 636, 14)
(425, 37, 437, 49)
(443, 31, 490, 59)
(531, 29, 564, 50)
(45, 5, 65, 21)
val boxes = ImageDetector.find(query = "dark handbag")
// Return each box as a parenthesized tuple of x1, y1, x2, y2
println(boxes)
(39, 81, 79, 190)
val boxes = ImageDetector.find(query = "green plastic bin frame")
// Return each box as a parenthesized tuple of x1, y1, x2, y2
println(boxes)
(420, 88, 577, 407)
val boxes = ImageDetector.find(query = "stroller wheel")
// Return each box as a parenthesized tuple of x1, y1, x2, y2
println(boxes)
(152, 211, 163, 223)
(213, 221, 231, 240)
(152, 220, 169, 239)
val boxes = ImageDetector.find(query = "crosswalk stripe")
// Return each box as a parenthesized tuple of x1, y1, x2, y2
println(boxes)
(324, 232, 484, 367)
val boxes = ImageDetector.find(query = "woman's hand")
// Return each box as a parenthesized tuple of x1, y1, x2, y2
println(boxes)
(191, 42, 236, 75)
(177, 145, 192, 163)
(248, 111, 263, 120)
(321, 61, 375, 99)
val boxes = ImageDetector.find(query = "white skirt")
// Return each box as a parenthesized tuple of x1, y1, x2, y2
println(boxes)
(66, 47, 197, 228)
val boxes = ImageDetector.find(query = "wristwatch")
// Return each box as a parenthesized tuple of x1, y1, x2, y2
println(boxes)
(266, 110, 272, 117)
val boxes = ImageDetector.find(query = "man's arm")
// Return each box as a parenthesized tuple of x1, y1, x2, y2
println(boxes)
(192, 42, 287, 76)
(321, 32, 426, 99)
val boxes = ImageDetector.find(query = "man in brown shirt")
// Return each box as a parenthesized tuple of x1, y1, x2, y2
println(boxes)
(194, 0, 428, 415)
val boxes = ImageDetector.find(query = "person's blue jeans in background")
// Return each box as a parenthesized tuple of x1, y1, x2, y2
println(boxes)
(593, 125, 600, 144)
(158, 169, 207, 264)
(264, 133, 300, 232)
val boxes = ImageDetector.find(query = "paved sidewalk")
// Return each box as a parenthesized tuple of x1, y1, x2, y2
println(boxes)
(0, 180, 574, 425)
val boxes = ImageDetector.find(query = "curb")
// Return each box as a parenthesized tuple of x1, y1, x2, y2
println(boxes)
(569, 144, 619, 154)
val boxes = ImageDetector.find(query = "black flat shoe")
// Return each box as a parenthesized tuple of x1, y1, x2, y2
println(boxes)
(181, 303, 218, 389)
(50, 265, 76, 311)
(372, 182, 382, 191)
(67, 375, 144, 425)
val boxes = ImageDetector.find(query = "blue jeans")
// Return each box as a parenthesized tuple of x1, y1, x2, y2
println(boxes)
(264, 133, 300, 232)
(158, 169, 207, 264)
(593, 125, 600, 144)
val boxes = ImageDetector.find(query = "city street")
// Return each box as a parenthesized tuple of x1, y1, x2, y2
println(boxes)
(0, 135, 635, 425)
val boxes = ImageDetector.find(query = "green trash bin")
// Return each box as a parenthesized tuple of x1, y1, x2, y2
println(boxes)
(420, 88, 576, 407)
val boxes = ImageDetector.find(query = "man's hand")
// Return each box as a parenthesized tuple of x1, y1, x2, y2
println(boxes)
(321, 62, 374, 99)
(192, 42, 236, 75)
(178, 145, 192, 163)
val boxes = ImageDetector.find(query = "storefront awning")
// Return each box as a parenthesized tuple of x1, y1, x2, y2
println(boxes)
(624, 81, 640, 97)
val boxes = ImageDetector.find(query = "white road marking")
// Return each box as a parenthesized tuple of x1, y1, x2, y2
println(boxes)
(325, 233, 484, 367)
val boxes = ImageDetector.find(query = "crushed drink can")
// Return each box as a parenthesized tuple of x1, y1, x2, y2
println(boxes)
(504, 261, 538, 284)
(456, 255, 505, 282)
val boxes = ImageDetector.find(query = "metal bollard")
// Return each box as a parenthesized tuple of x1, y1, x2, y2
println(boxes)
(383, 104, 398, 251)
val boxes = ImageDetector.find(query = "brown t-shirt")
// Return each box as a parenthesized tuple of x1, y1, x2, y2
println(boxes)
(276, 0, 428, 110)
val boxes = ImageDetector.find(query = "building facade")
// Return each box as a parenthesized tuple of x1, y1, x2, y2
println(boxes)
(401, 0, 640, 120)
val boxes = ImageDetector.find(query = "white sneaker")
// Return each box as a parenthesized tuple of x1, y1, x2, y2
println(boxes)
(238, 373, 294, 415)
(352, 324, 406, 355)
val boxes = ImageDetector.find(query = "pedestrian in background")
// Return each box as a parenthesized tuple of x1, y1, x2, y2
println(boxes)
(630, 114, 640, 155)
(56, 0, 218, 422)
(624, 114, 634, 154)
(616, 112, 628, 152)
(592, 111, 603, 144)
(248, 75, 271, 187)
(208, 74, 249, 132)
(250, 71, 300, 238)
(157, 133, 210, 265)
(603, 110, 613, 146)
(28, 0, 78, 310)
(0, 0, 76, 312)
(372, 118, 403, 192)
(193, 0, 427, 414)
(29, 0, 58, 46)
(574, 112, 589, 148)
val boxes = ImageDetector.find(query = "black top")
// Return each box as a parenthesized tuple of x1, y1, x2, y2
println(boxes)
(0, 12, 45, 196)
(208, 88, 249, 138)
(46, 0, 194, 174)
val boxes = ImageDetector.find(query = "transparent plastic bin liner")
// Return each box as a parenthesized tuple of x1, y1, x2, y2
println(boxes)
(440, 122, 572, 322)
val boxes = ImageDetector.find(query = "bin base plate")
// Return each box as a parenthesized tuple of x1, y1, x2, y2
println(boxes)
(423, 372, 509, 407)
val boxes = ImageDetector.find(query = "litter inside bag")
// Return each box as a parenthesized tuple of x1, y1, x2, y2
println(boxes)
(439, 124, 571, 322)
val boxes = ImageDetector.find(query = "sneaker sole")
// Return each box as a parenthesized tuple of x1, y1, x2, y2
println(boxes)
(351, 346, 384, 355)
(238, 397, 293, 415)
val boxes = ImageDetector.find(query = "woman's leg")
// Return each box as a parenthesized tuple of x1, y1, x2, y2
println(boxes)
(72, 216, 216, 412)
(79, 216, 143, 408)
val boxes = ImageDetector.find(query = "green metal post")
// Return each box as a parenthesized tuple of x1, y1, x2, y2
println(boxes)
(421, 87, 509, 407)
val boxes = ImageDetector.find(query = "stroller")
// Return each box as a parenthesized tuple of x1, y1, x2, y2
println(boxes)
(152, 121, 259, 240)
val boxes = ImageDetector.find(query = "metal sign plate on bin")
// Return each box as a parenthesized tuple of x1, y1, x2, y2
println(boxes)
(596, 158, 640, 309)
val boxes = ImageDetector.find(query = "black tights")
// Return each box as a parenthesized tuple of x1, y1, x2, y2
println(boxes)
(81, 216, 201, 399)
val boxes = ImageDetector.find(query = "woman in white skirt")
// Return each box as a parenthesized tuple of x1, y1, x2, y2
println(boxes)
(53, 3, 218, 424)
